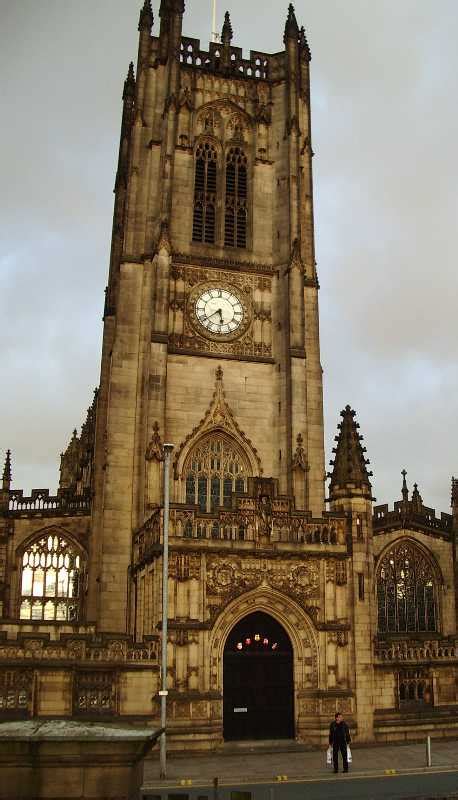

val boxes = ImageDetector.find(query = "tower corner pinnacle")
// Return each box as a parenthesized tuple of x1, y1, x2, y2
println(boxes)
(138, 0, 154, 33)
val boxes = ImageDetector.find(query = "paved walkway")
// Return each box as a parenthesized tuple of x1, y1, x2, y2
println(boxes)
(144, 739, 458, 788)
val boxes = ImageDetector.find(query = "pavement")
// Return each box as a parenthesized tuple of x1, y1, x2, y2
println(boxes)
(143, 738, 458, 789)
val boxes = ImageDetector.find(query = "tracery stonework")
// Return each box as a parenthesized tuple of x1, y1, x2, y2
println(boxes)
(169, 553, 200, 581)
(206, 555, 320, 621)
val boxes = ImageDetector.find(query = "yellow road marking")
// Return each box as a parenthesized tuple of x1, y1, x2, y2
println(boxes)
(148, 766, 458, 792)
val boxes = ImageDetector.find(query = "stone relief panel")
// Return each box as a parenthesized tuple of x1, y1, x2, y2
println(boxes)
(206, 555, 320, 622)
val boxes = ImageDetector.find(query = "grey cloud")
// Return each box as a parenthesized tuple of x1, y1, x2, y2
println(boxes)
(1, 1, 456, 516)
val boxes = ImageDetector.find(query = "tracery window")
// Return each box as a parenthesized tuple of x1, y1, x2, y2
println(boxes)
(225, 147, 248, 248)
(184, 434, 248, 512)
(19, 533, 85, 622)
(192, 142, 217, 244)
(377, 540, 437, 634)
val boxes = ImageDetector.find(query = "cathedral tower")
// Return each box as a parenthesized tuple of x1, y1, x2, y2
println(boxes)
(88, 2, 326, 635)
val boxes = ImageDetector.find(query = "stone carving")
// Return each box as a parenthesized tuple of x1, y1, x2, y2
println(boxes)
(292, 433, 308, 471)
(0, 669, 33, 714)
(169, 553, 201, 581)
(328, 631, 348, 647)
(0, 636, 158, 665)
(168, 263, 272, 360)
(146, 422, 164, 462)
(300, 698, 318, 714)
(74, 670, 117, 716)
(206, 555, 320, 620)
(173, 367, 262, 480)
(157, 220, 171, 254)
(326, 560, 335, 583)
(335, 561, 347, 586)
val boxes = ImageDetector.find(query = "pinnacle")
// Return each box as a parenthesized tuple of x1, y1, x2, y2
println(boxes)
(401, 468, 409, 503)
(328, 405, 373, 500)
(284, 3, 299, 42)
(2, 449, 11, 484)
(452, 477, 458, 508)
(138, 0, 154, 32)
(221, 11, 233, 45)
(123, 62, 136, 101)
(299, 25, 311, 61)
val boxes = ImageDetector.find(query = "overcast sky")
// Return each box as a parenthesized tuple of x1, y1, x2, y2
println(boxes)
(1, 1, 457, 515)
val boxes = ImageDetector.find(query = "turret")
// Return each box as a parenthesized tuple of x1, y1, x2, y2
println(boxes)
(328, 406, 375, 741)
(328, 405, 374, 505)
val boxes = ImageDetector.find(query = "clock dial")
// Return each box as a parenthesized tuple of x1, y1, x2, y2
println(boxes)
(195, 288, 244, 335)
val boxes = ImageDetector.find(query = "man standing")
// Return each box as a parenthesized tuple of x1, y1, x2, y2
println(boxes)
(329, 711, 351, 773)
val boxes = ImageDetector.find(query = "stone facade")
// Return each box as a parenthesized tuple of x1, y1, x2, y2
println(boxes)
(1, 1, 457, 751)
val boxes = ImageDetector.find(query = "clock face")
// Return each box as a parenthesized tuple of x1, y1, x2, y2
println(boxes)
(195, 288, 244, 335)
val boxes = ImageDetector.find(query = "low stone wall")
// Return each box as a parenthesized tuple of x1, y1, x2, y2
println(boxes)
(0, 720, 161, 800)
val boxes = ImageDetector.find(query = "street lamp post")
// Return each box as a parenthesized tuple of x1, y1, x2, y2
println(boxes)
(160, 443, 174, 780)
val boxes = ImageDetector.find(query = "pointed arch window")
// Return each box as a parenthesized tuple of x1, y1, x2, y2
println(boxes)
(225, 147, 248, 248)
(377, 540, 437, 634)
(193, 142, 217, 244)
(184, 433, 248, 512)
(19, 533, 86, 622)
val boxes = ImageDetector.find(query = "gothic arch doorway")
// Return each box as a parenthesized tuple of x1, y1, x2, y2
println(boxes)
(223, 611, 294, 741)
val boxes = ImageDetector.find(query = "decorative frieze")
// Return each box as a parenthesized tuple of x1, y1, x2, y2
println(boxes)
(0, 635, 158, 665)
(74, 670, 117, 716)
(0, 669, 32, 716)
(206, 554, 320, 620)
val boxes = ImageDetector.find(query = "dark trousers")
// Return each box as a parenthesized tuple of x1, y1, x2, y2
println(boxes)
(333, 740, 348, 771)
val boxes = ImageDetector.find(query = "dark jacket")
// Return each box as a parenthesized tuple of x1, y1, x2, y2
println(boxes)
(329, 720, 351, 746)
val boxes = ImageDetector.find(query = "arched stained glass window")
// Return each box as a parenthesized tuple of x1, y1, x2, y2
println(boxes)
(377, 540, 437, 634)
(184, 434, 249, 513)
(19, 534, 85, 622)
(193, 142, 218, 244)
(225, 147, 248, 248)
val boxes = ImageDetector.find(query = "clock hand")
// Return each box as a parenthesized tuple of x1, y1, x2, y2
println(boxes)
(207, 308, 223, 322)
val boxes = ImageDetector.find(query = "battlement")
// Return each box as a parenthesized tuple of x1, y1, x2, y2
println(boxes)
(373, 501, 452, 537)
(179, 37, 277, 81)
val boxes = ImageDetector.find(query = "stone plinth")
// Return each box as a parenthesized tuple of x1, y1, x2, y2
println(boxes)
(0, 720, 161, 800)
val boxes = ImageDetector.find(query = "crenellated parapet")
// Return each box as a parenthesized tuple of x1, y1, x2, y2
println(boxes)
(7, 488, 91, 517)
(373, 474, 453, 538)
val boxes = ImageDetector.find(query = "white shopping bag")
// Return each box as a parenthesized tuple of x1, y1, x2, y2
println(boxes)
(326, 746, 332, 766)
(347, 745, 352, 763)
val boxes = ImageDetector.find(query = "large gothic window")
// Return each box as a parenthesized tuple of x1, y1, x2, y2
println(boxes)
(184, 434, 248, 512)
(225, 147, 248, 248)
(192, 142, 217, 244)
(19, 533, 85, 622)
(377, 540, 437, 634)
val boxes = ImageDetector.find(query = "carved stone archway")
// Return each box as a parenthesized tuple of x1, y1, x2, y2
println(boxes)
(207, 586, 319, 739)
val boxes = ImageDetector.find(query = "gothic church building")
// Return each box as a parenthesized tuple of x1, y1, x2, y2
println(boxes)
(1, 2, 457, 749)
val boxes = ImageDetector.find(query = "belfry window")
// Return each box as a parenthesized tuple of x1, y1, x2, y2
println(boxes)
(19, 533, 85, 622)
(225, 147, 248, 248)
(377, 540, 437, 634)
(192, 142, 217, 244)
(184, 434, 248, 512)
